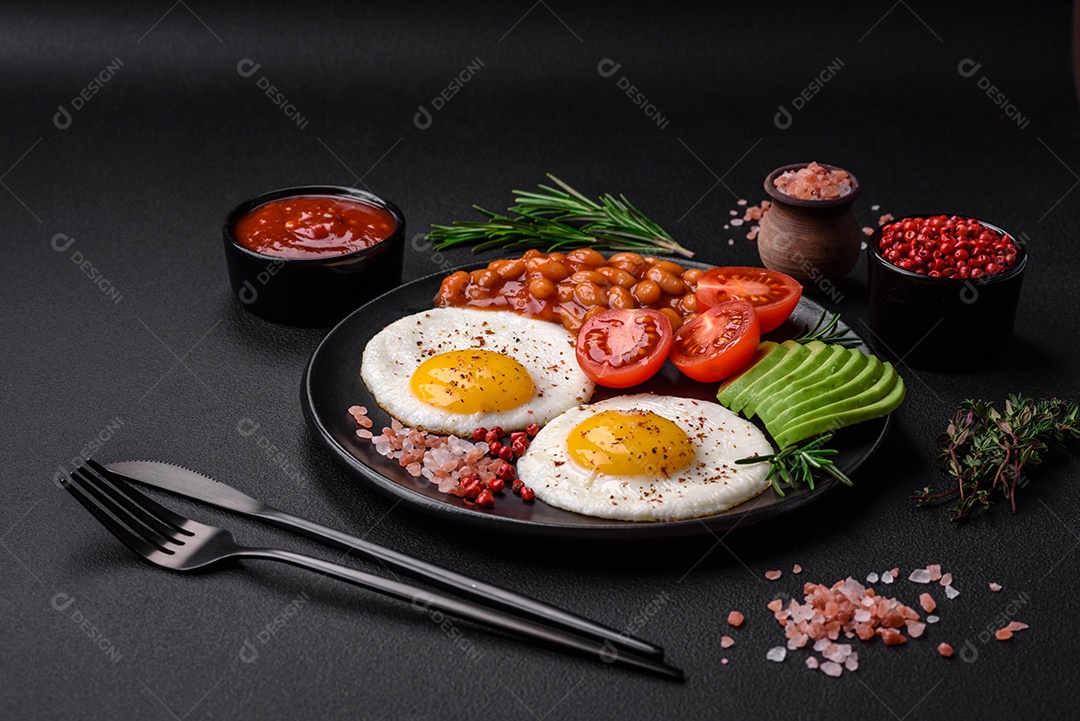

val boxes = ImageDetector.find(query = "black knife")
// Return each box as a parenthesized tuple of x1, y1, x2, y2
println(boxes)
(105, 460, 666, 662)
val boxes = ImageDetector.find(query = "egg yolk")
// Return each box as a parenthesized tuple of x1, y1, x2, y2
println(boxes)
(567, 410, 695, 477)
(410, 349, 536, 414)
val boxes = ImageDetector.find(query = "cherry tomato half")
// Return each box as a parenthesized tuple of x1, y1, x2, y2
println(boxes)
(695, 267, 802, 333)
(575, 308, 673, 388)
(670, 300, 760, 382)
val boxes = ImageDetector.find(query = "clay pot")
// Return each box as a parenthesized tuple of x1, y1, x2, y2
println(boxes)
(757, 163, 862, 283)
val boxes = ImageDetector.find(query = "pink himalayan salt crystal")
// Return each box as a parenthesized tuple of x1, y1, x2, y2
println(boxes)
(862, 226, 875, 237)
(787, 634, 809, 650)
(990, 582, 1002, 592)
(360, 414, 502, 495)
(729, 210, 738, 216)
(844, 653, 859, 672)
(938, 642, 954, 657)
(945, 585, 960, 600)
(926, 615, 940, 624)
(919, 593, 937, 613)
(737, 199, 748, 206)
(881, 571, 894, 584)
(773, 162, 853, 201)
(720, 635, 735, 649)
(721, 658, 729, 665)
(995, 628, 1013, 641)
(909, 568, 933, 584)
(939, 572, 954, 587)
(792, 564, 803, 575)
(878, 213, 895, 225)
(765, 569, 782, 581)
(727, 611, 745, 627)
(820, 661, 844, 678)
(927, 564, 942, 582)
(805, 656, 819, 670)
(766, 647, 787, 662)
(906, 621, 926, 639)
(743, 200, 771, 222)
(1006, 621, 1029, 632)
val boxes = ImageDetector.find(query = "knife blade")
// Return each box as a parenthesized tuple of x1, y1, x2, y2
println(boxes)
(105, 460, 666, 661)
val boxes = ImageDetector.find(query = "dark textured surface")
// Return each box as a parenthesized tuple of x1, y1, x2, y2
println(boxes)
(3, 2, 1078, 719)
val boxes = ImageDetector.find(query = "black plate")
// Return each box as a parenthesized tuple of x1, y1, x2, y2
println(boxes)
(301, 261, 891, 539)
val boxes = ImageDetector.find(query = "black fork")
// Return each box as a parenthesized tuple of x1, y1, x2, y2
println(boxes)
(61, 460, 683, 681)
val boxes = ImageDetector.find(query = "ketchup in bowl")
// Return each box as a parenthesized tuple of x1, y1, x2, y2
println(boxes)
(234, 195, 397, 260)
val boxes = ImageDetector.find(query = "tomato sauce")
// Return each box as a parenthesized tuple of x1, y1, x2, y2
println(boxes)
(234, 195, 397, 260)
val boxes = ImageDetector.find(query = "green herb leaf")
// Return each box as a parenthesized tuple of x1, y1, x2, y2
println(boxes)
(427, 174, 695, 258)
(912, 395, 1080, 522)
(793, 311, 861, 348)
(736, 433, 852, 497)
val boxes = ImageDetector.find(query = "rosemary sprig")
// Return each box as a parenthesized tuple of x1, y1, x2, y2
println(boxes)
(913, 395, 1079, 522)
(427, 174, 694, 258)
(736, 433, 852, 497)
(793, 311, 861, 348)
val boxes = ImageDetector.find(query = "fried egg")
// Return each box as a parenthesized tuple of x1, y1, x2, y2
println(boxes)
(516, 394, 775, 521)
(361, 307, 594, 436)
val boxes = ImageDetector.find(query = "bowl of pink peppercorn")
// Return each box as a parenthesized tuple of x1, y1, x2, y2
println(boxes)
(867, 214, 1027, 371)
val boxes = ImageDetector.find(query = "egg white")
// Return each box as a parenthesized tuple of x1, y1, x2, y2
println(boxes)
(361, 307, 594, 436)
(517, 394, 775, 521)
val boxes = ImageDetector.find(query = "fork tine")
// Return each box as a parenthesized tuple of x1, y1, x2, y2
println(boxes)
(62, 473, 165, 558)
(82, 461, 192, 540)
(71, 467, 178, 552)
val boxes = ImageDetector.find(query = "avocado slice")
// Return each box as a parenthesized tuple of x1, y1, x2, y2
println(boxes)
(743, 341, 825, 419)
(766, 350, 880, 435)
(756, 344, 850, 429)
(718, 341, 782, 412)
(773, 363, 905, 447)
(762, 347, 867, 431)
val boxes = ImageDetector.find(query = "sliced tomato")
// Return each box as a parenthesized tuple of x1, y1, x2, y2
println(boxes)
(575, 309, 673, 388)
(695, 266, 802, 333)
(670, 300, 760, 382)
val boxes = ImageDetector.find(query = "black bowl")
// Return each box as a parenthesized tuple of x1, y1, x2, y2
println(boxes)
(867, 215, 1027, 371)
(222, 185, 406, 327)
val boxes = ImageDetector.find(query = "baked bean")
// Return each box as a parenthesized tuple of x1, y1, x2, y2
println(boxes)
(646, 266, 686, 295)
(548, 252, 566, 262)
(631, 279, 661, 305)
(443, 271, 470, 296)
(609, 252, 646, 276)
(522, 249, 543, 260)
(644, 256, 660, 266)
(574, 282, 605, 307)
(664, 294, 683, 310)
(540, 260, 569, 281)
(682, 268, 703, 284)
(567, 248, 607, 267)
(659, 307, 683, 331)
(680, 292, 699, 313)
(571, 270, 606, 285)
(557, 283, 577, 303)
(466, 283, 490, 300)
(471, 268, 499, 288)
(582, 306, 606, 323)
(528, 277, 556, 299)
(606, 285, 635, 309)
(598, 266, 637, 288)
(497, 259, 526, 279)
(655, 260, 686, 276)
